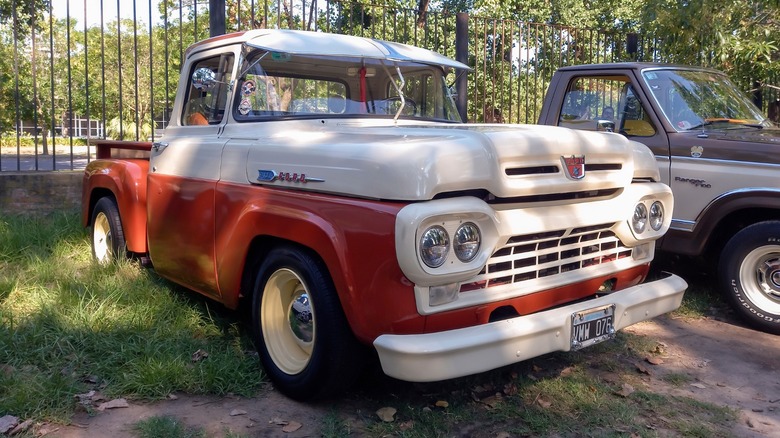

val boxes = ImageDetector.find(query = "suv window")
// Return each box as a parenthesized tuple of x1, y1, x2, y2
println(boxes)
(182, 54, 235, 126)
(558, 76, 656, 137)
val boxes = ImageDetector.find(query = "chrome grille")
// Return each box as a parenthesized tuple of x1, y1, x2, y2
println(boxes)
(460, 223, 632, 293)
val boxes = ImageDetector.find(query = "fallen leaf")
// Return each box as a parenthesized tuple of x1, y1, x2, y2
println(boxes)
(615, 383, 635, 398)
(168, 394, 178, 400)
(376, 407, 397, 422)
(9, 419, 33, 435)
(536, 397, 552, 408)
(0, 415, 19, 434)
(480, 394, 503, 408)
(230, 409, 247, 416)
(532, 364, 543, 372)
(635, 363, 652, 375)
(191, 349, 209, 362)
(75, 391, 96, 404)
(503, 383, 518, 396)
(399, 420, 414, 431)
(435, 400, 449, 408)
(559, 366, 574, 377)
(269, 417, 288, 425)
(281, 421, 302, 432)
(97, 398, 129, 411)
(646, 357, 664, 365)
(690, 383, 707, 389)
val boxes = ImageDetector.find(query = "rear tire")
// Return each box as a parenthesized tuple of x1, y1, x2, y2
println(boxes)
(718, 222, 780, 334)
(251, 245, 365, 400)
(91, 197, 126, 264)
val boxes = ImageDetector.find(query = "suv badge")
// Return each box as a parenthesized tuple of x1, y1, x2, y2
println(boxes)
(562, 155, 585, 180)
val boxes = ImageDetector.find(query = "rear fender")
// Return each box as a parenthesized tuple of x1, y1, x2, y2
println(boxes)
(82, 159, 149, 254)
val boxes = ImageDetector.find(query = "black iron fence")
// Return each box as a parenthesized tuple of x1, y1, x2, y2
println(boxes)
(1, 0, 777, 172)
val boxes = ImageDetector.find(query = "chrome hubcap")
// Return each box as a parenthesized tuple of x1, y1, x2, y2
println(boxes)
(740, 246, 780, 315)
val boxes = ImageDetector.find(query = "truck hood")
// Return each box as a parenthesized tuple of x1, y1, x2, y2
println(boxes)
(244, 121, 649, 201)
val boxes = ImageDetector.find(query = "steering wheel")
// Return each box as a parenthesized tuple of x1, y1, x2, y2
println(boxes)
(381, 96, 417, 116)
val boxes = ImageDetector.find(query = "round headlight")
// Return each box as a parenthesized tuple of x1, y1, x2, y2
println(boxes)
(649, 201, 664, 231)
(420, 226, 450, 268)
(632, 203, 648, 234)
(454, 222, 481, 262)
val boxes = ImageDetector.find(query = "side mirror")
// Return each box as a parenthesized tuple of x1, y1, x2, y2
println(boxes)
(192, 67, 217, 90)
(597, 119, 615, 133)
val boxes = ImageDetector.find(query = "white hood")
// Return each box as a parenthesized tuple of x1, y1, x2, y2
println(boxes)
(243, 120, 648, 201)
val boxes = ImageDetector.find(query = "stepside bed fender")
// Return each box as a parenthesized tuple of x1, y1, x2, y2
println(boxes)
(82, 159, 150, 254)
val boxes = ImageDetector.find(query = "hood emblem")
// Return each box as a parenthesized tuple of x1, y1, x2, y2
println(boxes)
(562, 155, 585, 180)
(256, 170, 324, 184)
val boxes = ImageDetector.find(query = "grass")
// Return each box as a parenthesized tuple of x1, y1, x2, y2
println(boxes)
(1, 212, 739, 437)
(0, 212, 263, 423)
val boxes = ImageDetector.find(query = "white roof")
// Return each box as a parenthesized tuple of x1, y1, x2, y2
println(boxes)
(242, 29, 470, 70)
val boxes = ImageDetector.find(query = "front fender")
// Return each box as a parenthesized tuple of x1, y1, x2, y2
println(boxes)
(82, 159, 149, 254)
(213, 184, 421, 343)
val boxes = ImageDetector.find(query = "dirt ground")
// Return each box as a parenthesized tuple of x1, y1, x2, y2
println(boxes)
(33, 308, 779, 438)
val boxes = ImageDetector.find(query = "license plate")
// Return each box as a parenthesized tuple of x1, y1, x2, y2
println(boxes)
(570, 304, 615, 350)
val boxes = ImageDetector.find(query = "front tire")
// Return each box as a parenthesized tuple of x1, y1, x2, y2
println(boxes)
(91, 197, 126, 264)
(251, 245, 365, 400)
(718, 222, 780, 334)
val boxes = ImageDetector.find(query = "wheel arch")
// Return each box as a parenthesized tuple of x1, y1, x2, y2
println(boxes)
(82, 160, 150, 255)
(216, 197, 409, 343)
(663, 189, 780, 261)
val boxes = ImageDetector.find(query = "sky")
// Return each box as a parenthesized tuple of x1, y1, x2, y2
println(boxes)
(51, 0, 162, 27)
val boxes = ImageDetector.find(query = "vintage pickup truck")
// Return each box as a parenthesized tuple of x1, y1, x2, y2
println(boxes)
(82, 31, 686, 400)
(539, 63, 780, 334)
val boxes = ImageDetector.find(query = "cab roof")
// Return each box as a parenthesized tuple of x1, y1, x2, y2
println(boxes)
(186, 29, 470, 71)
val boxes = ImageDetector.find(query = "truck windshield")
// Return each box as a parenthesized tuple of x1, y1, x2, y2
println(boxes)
(642, 69, 770, 131)
(233, 49, 461, 123)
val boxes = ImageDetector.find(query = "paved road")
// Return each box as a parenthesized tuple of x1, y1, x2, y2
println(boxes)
(1, 147, 93, 172)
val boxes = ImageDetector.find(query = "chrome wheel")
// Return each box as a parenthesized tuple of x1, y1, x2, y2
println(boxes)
(739, 245, 780, 315)
(261, 268, 316, 375)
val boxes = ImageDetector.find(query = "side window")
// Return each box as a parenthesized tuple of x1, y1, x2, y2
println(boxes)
(558, 75, 655, 137)
(621, 84, 656, 137)
(183, 54, 234, 126)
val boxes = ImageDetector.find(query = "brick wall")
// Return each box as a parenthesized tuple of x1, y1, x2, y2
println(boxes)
(0, 172, 82, 215)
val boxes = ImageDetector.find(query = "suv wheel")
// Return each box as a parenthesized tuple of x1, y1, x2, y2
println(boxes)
(719, 221, 780, 334)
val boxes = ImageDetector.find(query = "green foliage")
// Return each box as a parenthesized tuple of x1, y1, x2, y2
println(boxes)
(134, 416, 206, 438)
(0, 212, 264, 422)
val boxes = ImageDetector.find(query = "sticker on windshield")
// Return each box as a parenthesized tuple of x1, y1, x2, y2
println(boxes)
(238, 98, 252, 115)
(242, 80, 256, 96)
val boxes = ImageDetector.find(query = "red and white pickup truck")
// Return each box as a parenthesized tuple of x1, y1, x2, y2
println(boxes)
(82, 29, 687, 400)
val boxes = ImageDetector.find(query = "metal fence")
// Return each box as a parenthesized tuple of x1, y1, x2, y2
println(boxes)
(1, 0, 777, 172)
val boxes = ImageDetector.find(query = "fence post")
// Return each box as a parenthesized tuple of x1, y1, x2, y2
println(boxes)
(753, 81, 763, 111)
(210, 0, 226, 37)
(455, 12, 469, 122)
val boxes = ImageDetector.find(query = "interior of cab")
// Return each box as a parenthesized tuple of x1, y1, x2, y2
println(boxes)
(231, 50, 461, 122)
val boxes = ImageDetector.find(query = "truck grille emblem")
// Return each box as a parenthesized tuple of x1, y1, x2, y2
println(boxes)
(562, 155, 585, 180)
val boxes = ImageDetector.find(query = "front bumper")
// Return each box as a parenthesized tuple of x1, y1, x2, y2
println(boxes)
(373, 272, 687, 382)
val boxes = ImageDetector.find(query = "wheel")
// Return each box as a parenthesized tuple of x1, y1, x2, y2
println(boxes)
(91, 197, 126, 264)
(718, 222, 780, 334)
(251, 245, 365, 400)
